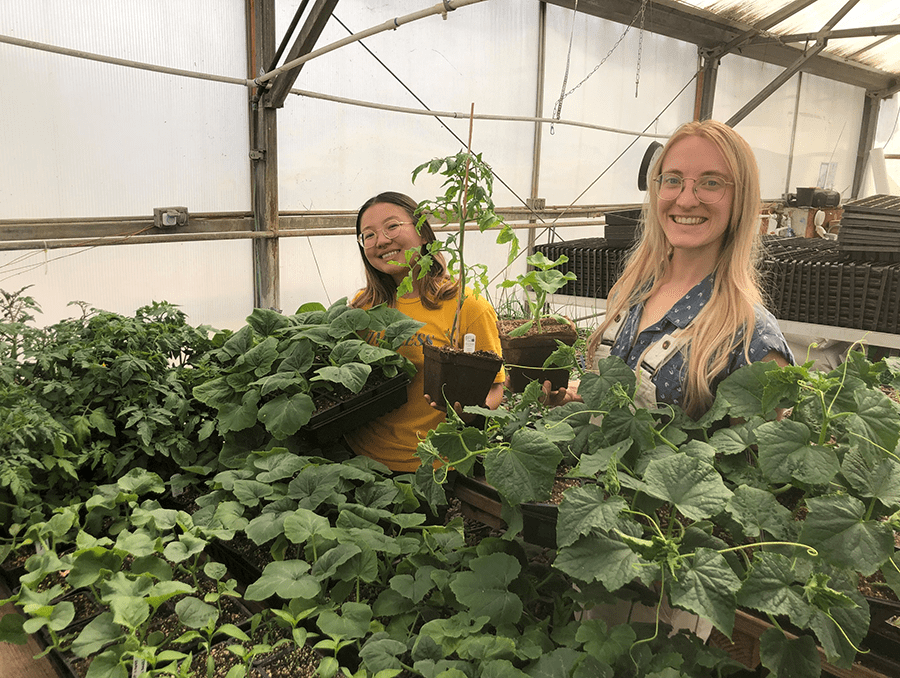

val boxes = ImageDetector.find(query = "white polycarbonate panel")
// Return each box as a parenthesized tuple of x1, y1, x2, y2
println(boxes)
(538, 6, 697, 208)
(714, 55, 864, 202)
(0, 1, 250, 220)
(276, 0, 540, 212)
(0, 241, 254, 330)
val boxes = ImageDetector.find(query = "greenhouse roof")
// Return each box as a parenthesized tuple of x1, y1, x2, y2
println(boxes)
(550, 0, 900, 94)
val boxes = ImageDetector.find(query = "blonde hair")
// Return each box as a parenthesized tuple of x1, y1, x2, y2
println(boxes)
(588, 120, 764, 417)
(351, 192, 458, 310)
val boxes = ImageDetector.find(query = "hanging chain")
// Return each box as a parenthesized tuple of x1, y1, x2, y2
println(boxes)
(635, 0, 648, 97)
(550, 0, 579, 134)
(552, 0, 651, 131)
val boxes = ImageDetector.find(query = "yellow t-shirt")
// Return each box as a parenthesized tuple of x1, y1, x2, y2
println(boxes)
(344, 291, 505, 472)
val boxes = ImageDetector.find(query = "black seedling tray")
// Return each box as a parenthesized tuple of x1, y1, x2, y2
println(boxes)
(303, 373, 410, 443)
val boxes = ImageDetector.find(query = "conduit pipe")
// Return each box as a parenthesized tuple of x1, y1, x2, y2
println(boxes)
(0, 32, 668, 140)
(254, 0, 488, 88)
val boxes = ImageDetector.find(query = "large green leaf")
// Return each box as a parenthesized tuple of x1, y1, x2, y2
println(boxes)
(257, 393, 314, 439)
(253, 372, 305, 397)
(578, 358, 636, 410)
(245, 511, 288, 546)
(283, 507, 332, 544)
(234, 336, 279, 376)
(755, 419, 840, 486)
(245, 560, 320, 601)
(725, 485, 793, 540)
(841, 387, 900, 457)
(556, 488, 627, 548)
(641, 454, 733, 522)
(669, 547, 740, 636)
(799, 494, 895, 575)
(231, 479, 275, 508)
(383, 317, 426, 349)
(715, 360, 783, 419)
(483, 428, 562, 505)
(317, 602, 372, 640)
(67, 548, 124, 589)
(736, 552, 815, 628)
(163, 533, 207, 563)
(217, 390, 260, 433)
(390, 566, 437, 604)
(327, 308, 372, 339)
(246, 307, 290, 336)
(175, 596, 219, 629)
(575, 619, 635, 666)
(252, 449, 307, 483)
(759, 629, 820, 678)
(450, 553, 523, 625)
(72, 612, 123, 658)
(840, 449, 900, 508)
(555, 523, 647, 591)
(808, 587, 869, 668)
(311, 363, 371, 393)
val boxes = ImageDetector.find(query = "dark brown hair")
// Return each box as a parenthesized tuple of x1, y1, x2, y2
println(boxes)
(351, 191, 457, 310)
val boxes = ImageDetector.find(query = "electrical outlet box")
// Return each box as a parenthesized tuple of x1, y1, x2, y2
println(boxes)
(153, 207, 189, 228)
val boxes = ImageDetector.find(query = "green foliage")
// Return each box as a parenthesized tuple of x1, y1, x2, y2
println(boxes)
(194, 299, 422, 459)
(417, 349, 900, 678)
(0, 295, 221, 527)
(4, 288, 899, 678)
(408, 151, 518, 345)
(498, 252, 577, 336)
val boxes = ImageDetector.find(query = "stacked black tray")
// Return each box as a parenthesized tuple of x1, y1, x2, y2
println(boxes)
(534, 237, 627, 299)
(537, 234, 900, 334)
(838, 194, 900, 262)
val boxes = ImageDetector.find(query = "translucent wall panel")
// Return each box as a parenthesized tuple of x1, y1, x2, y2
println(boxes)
(280, 229, 523, 317)
(0, 241, 254, 330)
(0, 1, 249, 219)
(538, 6, 697, 208)
(276, 0, 539, 212)
(714, 58, 864, 202)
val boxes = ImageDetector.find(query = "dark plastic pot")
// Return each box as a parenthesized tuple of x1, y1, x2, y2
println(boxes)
(422, 343, 503, 410)
(499, 319, 578, 393)
(451, 474, 561, 549)
(303, 373, 410, 443)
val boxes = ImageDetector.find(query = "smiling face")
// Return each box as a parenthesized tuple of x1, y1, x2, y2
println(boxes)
(655, 134, 735, 260)
(359, 201, 427, 286)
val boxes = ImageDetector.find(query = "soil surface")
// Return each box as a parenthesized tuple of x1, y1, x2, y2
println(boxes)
(497, 317, 577, 340)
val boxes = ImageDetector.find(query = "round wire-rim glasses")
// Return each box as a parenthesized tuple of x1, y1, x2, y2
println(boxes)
(357, 221, 413, 248)
(653, 173, 734, 205)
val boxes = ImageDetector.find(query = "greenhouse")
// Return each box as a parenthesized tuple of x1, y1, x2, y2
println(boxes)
(2, 1, 900, 677)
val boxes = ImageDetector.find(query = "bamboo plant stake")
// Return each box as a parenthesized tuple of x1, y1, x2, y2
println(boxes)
(450, 103, 475, 348)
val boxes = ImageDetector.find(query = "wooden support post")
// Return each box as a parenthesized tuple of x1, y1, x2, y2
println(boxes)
(248, 0, 280, 311)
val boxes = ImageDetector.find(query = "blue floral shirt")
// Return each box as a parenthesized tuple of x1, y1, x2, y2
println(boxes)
(610, 274, 794, 408)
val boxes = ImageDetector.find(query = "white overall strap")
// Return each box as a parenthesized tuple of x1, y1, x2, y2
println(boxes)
(591, 311, 628, 369)
(632, 329, 688, 409)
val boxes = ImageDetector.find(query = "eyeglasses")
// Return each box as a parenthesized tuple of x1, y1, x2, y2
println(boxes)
(653, 173, 734, 204)
(357, 221, 412, 248)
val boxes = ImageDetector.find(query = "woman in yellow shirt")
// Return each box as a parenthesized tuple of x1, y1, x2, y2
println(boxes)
(343, 192, 505, 472)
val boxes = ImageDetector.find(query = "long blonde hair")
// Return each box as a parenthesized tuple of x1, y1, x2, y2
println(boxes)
(588, 120, 764, 417)
(350, 192, 458, 310)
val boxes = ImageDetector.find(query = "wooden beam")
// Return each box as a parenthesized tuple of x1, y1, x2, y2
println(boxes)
(249, 0, 280, 311)
(265, 0, 339, 109)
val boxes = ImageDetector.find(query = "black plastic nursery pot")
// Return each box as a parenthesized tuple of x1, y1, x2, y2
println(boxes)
(302, 373, 410, 443)
(498, 318, 578, 393)
(451, 474, 560, 550)
(422, 343, 503, 411)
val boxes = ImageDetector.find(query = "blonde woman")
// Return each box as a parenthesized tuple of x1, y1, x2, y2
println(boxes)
(548, 120, 792, 417)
